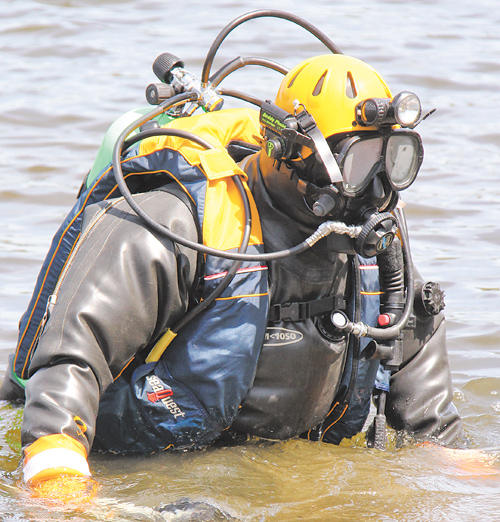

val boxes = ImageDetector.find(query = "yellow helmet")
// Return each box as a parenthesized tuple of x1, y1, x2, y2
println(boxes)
(275, 54, 393, 141)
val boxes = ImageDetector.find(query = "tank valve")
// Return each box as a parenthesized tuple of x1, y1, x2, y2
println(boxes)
(148, 52, 224, 113)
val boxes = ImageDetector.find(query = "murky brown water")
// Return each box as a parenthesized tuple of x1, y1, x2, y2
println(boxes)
(1, 0, 500, 520)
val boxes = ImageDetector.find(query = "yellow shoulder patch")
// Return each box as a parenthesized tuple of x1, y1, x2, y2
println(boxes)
(135, 108, 264, 251)
(199, 148, 247, 182)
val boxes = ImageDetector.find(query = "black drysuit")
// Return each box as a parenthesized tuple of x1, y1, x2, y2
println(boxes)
(0, 149, 462, 460)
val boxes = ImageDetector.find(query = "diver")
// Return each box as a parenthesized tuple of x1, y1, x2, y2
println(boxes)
(0, 11, 462, 499)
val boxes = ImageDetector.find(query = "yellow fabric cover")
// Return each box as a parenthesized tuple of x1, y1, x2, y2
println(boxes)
(138, 108, 263, 252)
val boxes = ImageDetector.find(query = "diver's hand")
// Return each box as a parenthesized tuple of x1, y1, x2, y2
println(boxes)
(29, 475, 100, 503)
(23, 434, 98, 501)
(438, 446, 499, 476)
(423, 442, 499, 476)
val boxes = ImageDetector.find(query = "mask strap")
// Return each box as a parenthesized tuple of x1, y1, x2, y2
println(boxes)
(294, 101, 343, 184)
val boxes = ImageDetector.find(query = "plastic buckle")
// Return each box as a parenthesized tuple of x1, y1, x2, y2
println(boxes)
(278, 302, 309, 322)
(295, 109, 316, 135)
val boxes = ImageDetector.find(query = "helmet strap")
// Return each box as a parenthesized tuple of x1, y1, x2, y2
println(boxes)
(294, 103, 343, 184)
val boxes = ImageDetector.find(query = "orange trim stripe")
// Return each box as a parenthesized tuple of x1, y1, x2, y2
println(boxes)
(114, 357, 135, 381)
(325, 401, 340, 417)
(320, 404, 349, 442)
(215, 292, 268, 301)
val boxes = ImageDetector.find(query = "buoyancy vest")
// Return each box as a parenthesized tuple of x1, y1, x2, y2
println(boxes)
(13, 108, 270, 452)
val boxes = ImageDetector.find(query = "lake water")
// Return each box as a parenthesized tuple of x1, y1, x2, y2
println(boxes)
(1, 0, 500, 520)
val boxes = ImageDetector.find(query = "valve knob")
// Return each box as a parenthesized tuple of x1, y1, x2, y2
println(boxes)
(265, 137, 285, 159)
(414, 281, 445, 316)
(146, 83, 176, 105)
(355, 212, 397, 258)
(152, 52, 184, 83)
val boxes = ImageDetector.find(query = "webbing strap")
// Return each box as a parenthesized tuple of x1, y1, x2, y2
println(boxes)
(295, 108, 343, 184)
(268, 295, 346, 323)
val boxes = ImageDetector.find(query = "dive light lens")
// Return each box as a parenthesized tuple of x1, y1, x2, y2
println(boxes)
(385, 133, 422, 189)
(392, 92, 422, 127)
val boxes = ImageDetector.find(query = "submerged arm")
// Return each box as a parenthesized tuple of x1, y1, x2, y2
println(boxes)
(385, 267, 462, 445)
(21, 190, 198, 488)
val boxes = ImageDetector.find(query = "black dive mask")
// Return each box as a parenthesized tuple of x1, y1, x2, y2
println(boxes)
(333, 130, 423, 196)
(290, 128, 424, 257)
(300, 128, 423, 221)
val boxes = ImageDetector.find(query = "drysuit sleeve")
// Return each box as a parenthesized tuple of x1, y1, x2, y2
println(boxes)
(385, 270, 462, 446)
(21, 189, 199, 486)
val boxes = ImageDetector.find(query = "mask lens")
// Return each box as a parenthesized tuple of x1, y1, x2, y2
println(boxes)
(342, 137, 383, 195)
(385, 133, 422, 189)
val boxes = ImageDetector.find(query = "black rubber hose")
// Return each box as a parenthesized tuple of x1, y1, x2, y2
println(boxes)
(363, 207, 415, 340)
(172, 174, 252, 331)
(123, 127, 217, 151)
(216, 87, 264, 108)
(209, 56, 288, 87)
(201, 10, 342, 85)
(112, 103, 313, 261)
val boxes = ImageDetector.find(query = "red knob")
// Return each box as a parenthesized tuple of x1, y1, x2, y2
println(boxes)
(378, 314, 391, 327)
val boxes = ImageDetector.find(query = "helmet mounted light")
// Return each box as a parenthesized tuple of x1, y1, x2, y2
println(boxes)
(355, 91, 422, 128)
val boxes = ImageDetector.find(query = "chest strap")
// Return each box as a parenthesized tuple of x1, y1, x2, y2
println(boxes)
(268, 295, 346, 323)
